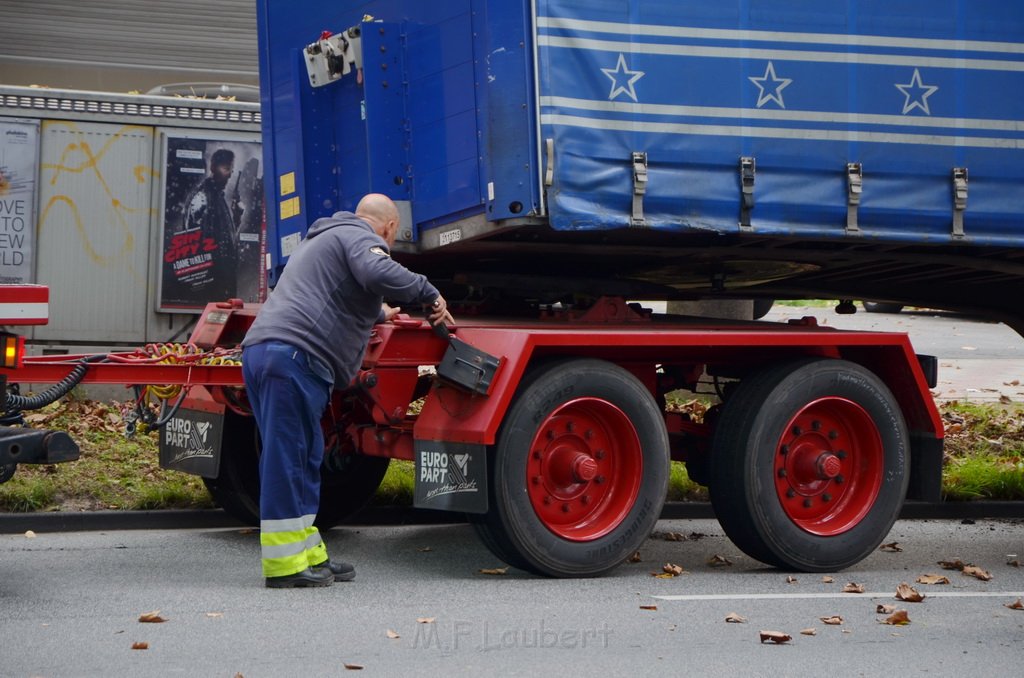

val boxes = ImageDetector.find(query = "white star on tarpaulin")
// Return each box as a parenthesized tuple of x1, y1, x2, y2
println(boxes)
(748, 61, 792, 109)
(602, 53, 645, 102)
(895, 68, 939, 115)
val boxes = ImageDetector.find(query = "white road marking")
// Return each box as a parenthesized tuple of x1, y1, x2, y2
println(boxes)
(654, 591, 1024, 601)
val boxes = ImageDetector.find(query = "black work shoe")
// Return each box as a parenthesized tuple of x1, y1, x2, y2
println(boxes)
(312, 559, 356, 582)
(265, 567, 334, 589)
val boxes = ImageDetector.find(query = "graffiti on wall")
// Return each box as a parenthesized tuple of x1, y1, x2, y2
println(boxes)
(37, 121, 157, 286)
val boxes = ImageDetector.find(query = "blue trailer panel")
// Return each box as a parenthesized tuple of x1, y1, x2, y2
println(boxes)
(257, 0, 1024, 330)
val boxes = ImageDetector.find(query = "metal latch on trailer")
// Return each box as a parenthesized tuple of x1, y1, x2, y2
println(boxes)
(952, 167, 968, 239)
(304, 26, 364, 87)
(846, 162, 863, 235)
(739, 156, 755, 231)
(631, 151, 648, 227)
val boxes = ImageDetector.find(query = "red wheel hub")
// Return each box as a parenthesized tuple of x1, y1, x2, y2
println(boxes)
(526, 398, 643, 541)
(773, 397, 883, 536)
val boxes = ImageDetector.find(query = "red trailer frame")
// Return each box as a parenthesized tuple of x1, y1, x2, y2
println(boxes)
(0, 297, 944, 576)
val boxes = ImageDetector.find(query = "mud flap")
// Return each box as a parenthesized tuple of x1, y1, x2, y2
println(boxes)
(413, 440, 488, 513)
(158, 406, 225, 479)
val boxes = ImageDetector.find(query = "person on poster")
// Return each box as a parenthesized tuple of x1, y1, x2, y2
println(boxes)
(181, 148, 241, 300)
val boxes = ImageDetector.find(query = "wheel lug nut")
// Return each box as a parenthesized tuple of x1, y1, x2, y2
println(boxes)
(837, 450, 847, 459)
(595, 450, 605, 460)
(566, 421, 574, 432)
(777, 469, 787, 478)
(812, 420, 821, 431)
(543, 496, 552, 505)
(531, 475, 542, 485)
(780, 445, 789, 456)
(562, 503, 571, 513)
(585, 429, 594, 440)
(792, 425, 802, 436)
(803, 498, 813, 508)
(547, 430, 556, 440)
(834, 475, 844, 485)
(532, 450, 542, 460)
(822, 493, 832, 502)
(595, 475, 606, 484)
(786, 489, 796, 498)
(828, 430, 838, 440)
(581, 495, 591, 505)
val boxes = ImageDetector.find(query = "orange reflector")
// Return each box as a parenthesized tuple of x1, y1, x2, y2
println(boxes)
(1, 334, 23, 368)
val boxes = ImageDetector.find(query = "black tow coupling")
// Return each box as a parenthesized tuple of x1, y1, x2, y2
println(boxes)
(430, 322, 502, 396)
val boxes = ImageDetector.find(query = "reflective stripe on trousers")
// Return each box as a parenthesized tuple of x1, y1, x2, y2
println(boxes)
(242, 341, 332, 577)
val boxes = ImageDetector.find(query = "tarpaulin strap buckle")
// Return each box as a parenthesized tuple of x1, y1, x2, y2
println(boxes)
(846, 162, 863, 235)
(631, 151, 648, 227)
(952, 167, 968, 239)
(739, 156, 755, 232)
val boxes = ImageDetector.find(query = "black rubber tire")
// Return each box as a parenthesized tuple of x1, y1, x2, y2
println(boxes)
(476, 358, 669, 577)
(863, 302, 905, 314)
(201, 411, 390, 529)
(709, 358, 909, 571)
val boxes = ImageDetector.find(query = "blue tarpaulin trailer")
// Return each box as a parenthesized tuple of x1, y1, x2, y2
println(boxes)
(257, 0, 1024, 331)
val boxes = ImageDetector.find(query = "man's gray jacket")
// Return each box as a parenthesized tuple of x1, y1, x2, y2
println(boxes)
(242, 211, 439, 387)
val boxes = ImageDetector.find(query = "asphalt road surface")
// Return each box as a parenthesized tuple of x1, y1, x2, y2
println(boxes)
(2, 518, 1022, 677)
(763, 304, 1024, 402)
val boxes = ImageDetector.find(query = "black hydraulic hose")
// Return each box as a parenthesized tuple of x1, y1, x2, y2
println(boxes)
(3, 355, 106, 412)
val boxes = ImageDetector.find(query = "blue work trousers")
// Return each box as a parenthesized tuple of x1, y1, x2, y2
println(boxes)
(242, 341, 331, 576)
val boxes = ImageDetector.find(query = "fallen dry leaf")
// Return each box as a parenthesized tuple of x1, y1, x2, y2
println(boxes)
(386, 629, 400, 639)
(759, 630, 792, 644)
(725, 612, 747, 624)
(662, 563, 685, 576)
(478, 567, 508, 575)
(237, 528, 256, 535)
(652, 572, 675, 579)
(1004, 598, 1023, 610)
(915, 574, 950, 585)
(879, 542, 903, 553)
(999, 395, 1013, 404)
(1009, 559, 1021, 568)
(343, 664, 364, 671)
(938, 558, 965, 571)
(786, 576, 798, 584)
(963, 565, 993, 581)
(662, 531, 686, 541)
(639, 605, 658, 611)
(708, 554, 733, 567)
(131, 642, 149, 650)
(416, 617, 436, 624)
(895, 582, 925, 602)
(842, 582, 865, 594)
(821, 576, 834, 584)
(820, 616, 843, 625)
(138, 611, 167, 623)
(876, 604, 897, 614)
(881, 610, 911, 626)
(24, 530, 36, 539)
(800, 628, 817, 636)
(627, 551, 642, 563)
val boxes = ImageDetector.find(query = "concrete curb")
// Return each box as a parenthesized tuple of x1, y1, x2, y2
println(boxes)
(1, 501, 1021, 534)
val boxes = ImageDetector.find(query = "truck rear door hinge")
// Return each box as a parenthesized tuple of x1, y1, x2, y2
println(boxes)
(739, 156, 755, 232)
(952, 167, 968, 239)
(631, 151, 648, 228)
(304, 26, 363, 88)
(846, 162, 863, 235)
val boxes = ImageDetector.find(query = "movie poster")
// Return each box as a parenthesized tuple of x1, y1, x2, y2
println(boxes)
(159, 136, 265, 311)
(0, 119, 39, 285)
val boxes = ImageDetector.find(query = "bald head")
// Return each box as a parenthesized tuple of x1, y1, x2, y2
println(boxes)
(355, 194, 400, 246)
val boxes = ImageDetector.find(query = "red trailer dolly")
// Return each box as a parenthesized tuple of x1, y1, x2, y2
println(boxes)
(0, 297, 944, 577)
